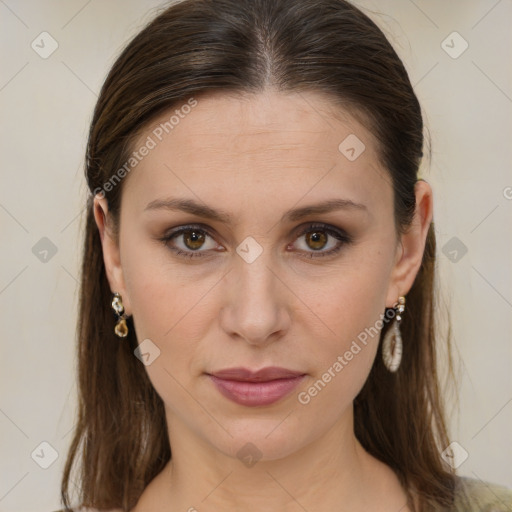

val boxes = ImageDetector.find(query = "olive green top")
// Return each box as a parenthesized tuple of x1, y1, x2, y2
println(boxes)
(53, 476, 512, 512)
(450, 476, 512, 511)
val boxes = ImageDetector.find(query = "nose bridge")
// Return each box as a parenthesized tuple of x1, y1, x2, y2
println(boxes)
(220, 244, 289, 345)
(237, 251, 274, 302)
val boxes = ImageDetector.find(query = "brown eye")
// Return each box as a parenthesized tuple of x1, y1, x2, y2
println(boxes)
(160, 225, 219, 258)
(183, 230, 206, 250)
(305, 231, 328, 250)
(292, 223, 353, 258)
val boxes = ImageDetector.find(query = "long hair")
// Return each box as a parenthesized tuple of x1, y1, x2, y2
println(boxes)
(61, 0, 456, 510)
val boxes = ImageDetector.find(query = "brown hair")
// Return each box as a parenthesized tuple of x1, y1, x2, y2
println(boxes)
(61, 0, 456, 510)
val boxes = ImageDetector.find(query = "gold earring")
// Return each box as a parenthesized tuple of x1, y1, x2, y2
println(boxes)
(382, 296, 405, 372)
(111, 292, 129, 338)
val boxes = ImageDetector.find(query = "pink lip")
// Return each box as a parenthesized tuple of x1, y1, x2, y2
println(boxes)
(207, 367, 306, 406)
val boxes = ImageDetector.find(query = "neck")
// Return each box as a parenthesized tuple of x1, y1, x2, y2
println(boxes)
(135, 405, 409, 512)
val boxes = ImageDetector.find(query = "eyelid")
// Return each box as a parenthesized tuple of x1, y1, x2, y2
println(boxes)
(293, 222, 349, 239)
(163, 223, 215, 239)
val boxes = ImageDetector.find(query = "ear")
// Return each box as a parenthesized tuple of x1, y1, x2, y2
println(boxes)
(385, 179, 433, 308)
(93, 194, 132, 315)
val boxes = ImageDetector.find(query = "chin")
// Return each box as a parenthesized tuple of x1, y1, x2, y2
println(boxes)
(204, 415, 314, 465)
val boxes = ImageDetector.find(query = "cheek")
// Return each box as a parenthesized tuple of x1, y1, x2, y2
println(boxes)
(296, 284, 386, 416)
(120, 234, 221, 387)
(310, 253, 391, 348)
(312, 290, 384, 379)
(300, 247, 392, 394)
(121, 231, 209, 337)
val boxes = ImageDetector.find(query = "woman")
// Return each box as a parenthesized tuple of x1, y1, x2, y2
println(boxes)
(58, 0, 512, 511)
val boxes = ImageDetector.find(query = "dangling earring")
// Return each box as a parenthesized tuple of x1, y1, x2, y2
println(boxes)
(382, 296, 406, 372)
(111, 292, 129, 338)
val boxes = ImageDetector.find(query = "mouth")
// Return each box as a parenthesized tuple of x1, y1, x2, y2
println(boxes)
(206, 367, 306, 406)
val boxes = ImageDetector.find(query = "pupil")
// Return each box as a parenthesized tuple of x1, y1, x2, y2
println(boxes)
(185, 231, 204, 249)
(307, 231, 326, 250)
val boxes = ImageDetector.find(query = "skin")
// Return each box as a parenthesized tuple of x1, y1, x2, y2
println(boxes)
(94, 88, 432, 512)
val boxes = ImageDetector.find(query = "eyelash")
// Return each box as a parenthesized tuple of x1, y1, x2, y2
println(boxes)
(159, 223, 352, 260)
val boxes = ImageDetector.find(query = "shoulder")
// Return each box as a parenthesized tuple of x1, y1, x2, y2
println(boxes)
(451, 475, 512, 511)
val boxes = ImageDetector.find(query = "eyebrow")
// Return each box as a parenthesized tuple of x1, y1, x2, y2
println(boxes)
(144, 197, 368, 223)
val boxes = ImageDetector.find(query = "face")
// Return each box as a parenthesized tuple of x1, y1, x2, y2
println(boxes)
(95, 89, 431, 463)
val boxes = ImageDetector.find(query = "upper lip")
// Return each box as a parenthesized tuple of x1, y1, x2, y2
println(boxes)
(208, 366, 305, 382)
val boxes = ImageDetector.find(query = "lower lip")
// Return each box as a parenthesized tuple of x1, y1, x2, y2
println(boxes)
(208, 375, 306, 406)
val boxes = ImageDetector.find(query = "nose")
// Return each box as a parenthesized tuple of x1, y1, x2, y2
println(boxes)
(219, 249, 291, 347)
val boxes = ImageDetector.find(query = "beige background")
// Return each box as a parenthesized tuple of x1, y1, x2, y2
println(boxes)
(1, 1, 511, 511)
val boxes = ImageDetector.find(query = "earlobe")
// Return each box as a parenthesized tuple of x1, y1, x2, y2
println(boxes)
(385, 180, 433, 307)
(92, 194, 131, 315)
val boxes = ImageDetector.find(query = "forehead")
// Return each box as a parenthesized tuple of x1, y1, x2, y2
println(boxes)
(123, 89, 392, 219)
